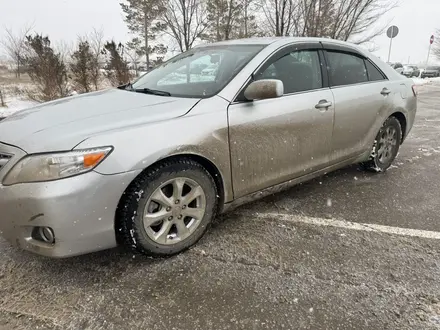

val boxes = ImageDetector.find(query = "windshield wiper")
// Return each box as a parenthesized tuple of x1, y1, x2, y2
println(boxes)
(134, 88, 171, 96)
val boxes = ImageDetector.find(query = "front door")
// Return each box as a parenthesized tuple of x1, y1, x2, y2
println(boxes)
(228, 45, 335, 198)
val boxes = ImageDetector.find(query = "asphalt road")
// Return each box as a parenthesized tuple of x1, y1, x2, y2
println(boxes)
(1, 83, 440, 330)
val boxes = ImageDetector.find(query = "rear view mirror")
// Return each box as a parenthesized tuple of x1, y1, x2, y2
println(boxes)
(244, 79, 284, 101)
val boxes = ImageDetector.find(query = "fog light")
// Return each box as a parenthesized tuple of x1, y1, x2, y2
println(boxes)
(38, 227, 55, 244)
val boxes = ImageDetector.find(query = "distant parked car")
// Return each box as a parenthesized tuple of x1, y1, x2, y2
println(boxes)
(402, 65, 420, 78)
(421, 66, 440, 78)
(389, 62, 404, 74)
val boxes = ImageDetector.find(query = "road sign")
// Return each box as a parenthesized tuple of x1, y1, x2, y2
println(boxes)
(387, 26, 399, 62)
(387, 26, 399, 39)
(430, 35, 435, 45)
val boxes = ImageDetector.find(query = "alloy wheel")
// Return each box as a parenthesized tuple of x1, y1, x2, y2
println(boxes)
(377, 126, 398, 164)
(143, 177, 206, 245)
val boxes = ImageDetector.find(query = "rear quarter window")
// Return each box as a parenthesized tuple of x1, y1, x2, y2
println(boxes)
(365, 60, 387, 81)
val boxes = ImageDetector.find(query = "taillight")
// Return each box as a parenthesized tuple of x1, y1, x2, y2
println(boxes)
(412, 85, 417, 97)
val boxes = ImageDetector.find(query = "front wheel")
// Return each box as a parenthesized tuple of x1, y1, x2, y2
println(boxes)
(361, 117, 402, 172)
(116, 159, 218, 257)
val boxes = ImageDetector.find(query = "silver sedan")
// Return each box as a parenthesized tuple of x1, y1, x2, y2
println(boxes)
(0, 37, 417, 258)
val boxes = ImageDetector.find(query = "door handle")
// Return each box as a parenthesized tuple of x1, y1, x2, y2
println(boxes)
(315, 100, 332, 110)
(381, 88, 391, 96)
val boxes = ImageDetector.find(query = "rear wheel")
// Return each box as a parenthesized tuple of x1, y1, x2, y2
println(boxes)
(361, 117, 402, 172)
(116, 159, 218, 257)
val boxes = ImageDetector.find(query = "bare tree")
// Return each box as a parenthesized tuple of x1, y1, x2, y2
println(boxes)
(126, 37, 144, 76)
(159, 0, 209, 52)
(293, 0, 335, 37)
(261, 0, 297, 36)
(323, 0, 396, 44)
(1, 25, 33, 78)
(0, 90, 5, 107)
(433, 29, 440, 61)
(87, 28, 105, 91)
(256, 0, 394, 43)
(238, 0, 260, 38)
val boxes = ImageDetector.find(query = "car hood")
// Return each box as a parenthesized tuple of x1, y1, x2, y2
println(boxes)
(424, 70, 438, 73)
(0, 89, 200, 153)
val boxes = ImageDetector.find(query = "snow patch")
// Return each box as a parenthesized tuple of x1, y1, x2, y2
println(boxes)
(412, 77, 440, 86)
(0, 96, 37, 118)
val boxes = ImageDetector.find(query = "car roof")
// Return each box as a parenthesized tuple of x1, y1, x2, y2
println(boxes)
(193, 37, 362, 48)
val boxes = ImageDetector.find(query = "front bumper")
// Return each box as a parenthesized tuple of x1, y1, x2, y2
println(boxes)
(0, 144, 141, 258)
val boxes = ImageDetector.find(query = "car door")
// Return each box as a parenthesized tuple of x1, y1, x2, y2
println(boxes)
(228, 44, 335, 198)
(322, 44, 393, 163)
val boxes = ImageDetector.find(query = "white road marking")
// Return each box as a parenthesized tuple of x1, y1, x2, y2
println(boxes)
(244, 212, 440, 240)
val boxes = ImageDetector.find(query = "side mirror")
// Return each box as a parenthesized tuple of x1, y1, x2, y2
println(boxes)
(244, 79, 284, 101)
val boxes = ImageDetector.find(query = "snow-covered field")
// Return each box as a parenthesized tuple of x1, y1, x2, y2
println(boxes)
(0, 97, 36, 118)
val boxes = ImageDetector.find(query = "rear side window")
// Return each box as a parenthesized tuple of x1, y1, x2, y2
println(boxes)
(326, 51, 368, 86)
(365, 60, 386, 81)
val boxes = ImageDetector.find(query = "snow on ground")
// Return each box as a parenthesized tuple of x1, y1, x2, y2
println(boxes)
(412, 77, 440, 86)
(0, 96, 37, 118)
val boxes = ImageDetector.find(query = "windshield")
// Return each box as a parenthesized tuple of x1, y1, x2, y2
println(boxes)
(131, 45, 265, 98)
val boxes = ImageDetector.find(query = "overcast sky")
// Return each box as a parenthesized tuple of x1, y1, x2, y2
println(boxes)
(0, 0, 439, 64)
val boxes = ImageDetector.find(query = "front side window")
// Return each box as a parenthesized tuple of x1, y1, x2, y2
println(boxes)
(326, 51, 368, 86)
(132, 45, 265, 98)
(255, 49, 323, 94)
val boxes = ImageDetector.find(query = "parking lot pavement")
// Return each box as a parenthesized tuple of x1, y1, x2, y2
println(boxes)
(1, 84, 440, 330)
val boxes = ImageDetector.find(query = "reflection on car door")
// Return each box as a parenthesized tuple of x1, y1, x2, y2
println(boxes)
(323, 45, 393, 163)
(228, 44, 335, 198)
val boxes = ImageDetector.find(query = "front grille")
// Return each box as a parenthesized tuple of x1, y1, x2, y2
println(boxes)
(0, 152, 13, 171)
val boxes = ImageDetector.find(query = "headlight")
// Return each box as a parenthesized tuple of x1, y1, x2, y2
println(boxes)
(2, 147, 113, 186)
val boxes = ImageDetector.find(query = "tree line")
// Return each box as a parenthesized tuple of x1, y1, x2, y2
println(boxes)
(122, 0, 396, 66)
(1, 0, 396, 102)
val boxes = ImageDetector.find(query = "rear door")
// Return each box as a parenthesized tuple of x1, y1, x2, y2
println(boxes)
(322, 44, 393, 163)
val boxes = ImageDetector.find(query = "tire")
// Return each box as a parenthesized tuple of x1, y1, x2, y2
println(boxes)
(116, 158, 218, 257)
(361, 116, 402, 172)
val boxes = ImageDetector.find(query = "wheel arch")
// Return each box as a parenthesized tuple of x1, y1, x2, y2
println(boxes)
(115, 153, 226, 239)
(389, 111, 407, 143)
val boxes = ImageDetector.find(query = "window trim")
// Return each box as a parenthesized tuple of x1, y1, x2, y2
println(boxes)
(364, 58, 388, 81)
(233, 42, 327, 103)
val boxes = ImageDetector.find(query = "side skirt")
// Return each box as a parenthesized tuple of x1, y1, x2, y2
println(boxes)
(221, 154, 365, 214)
